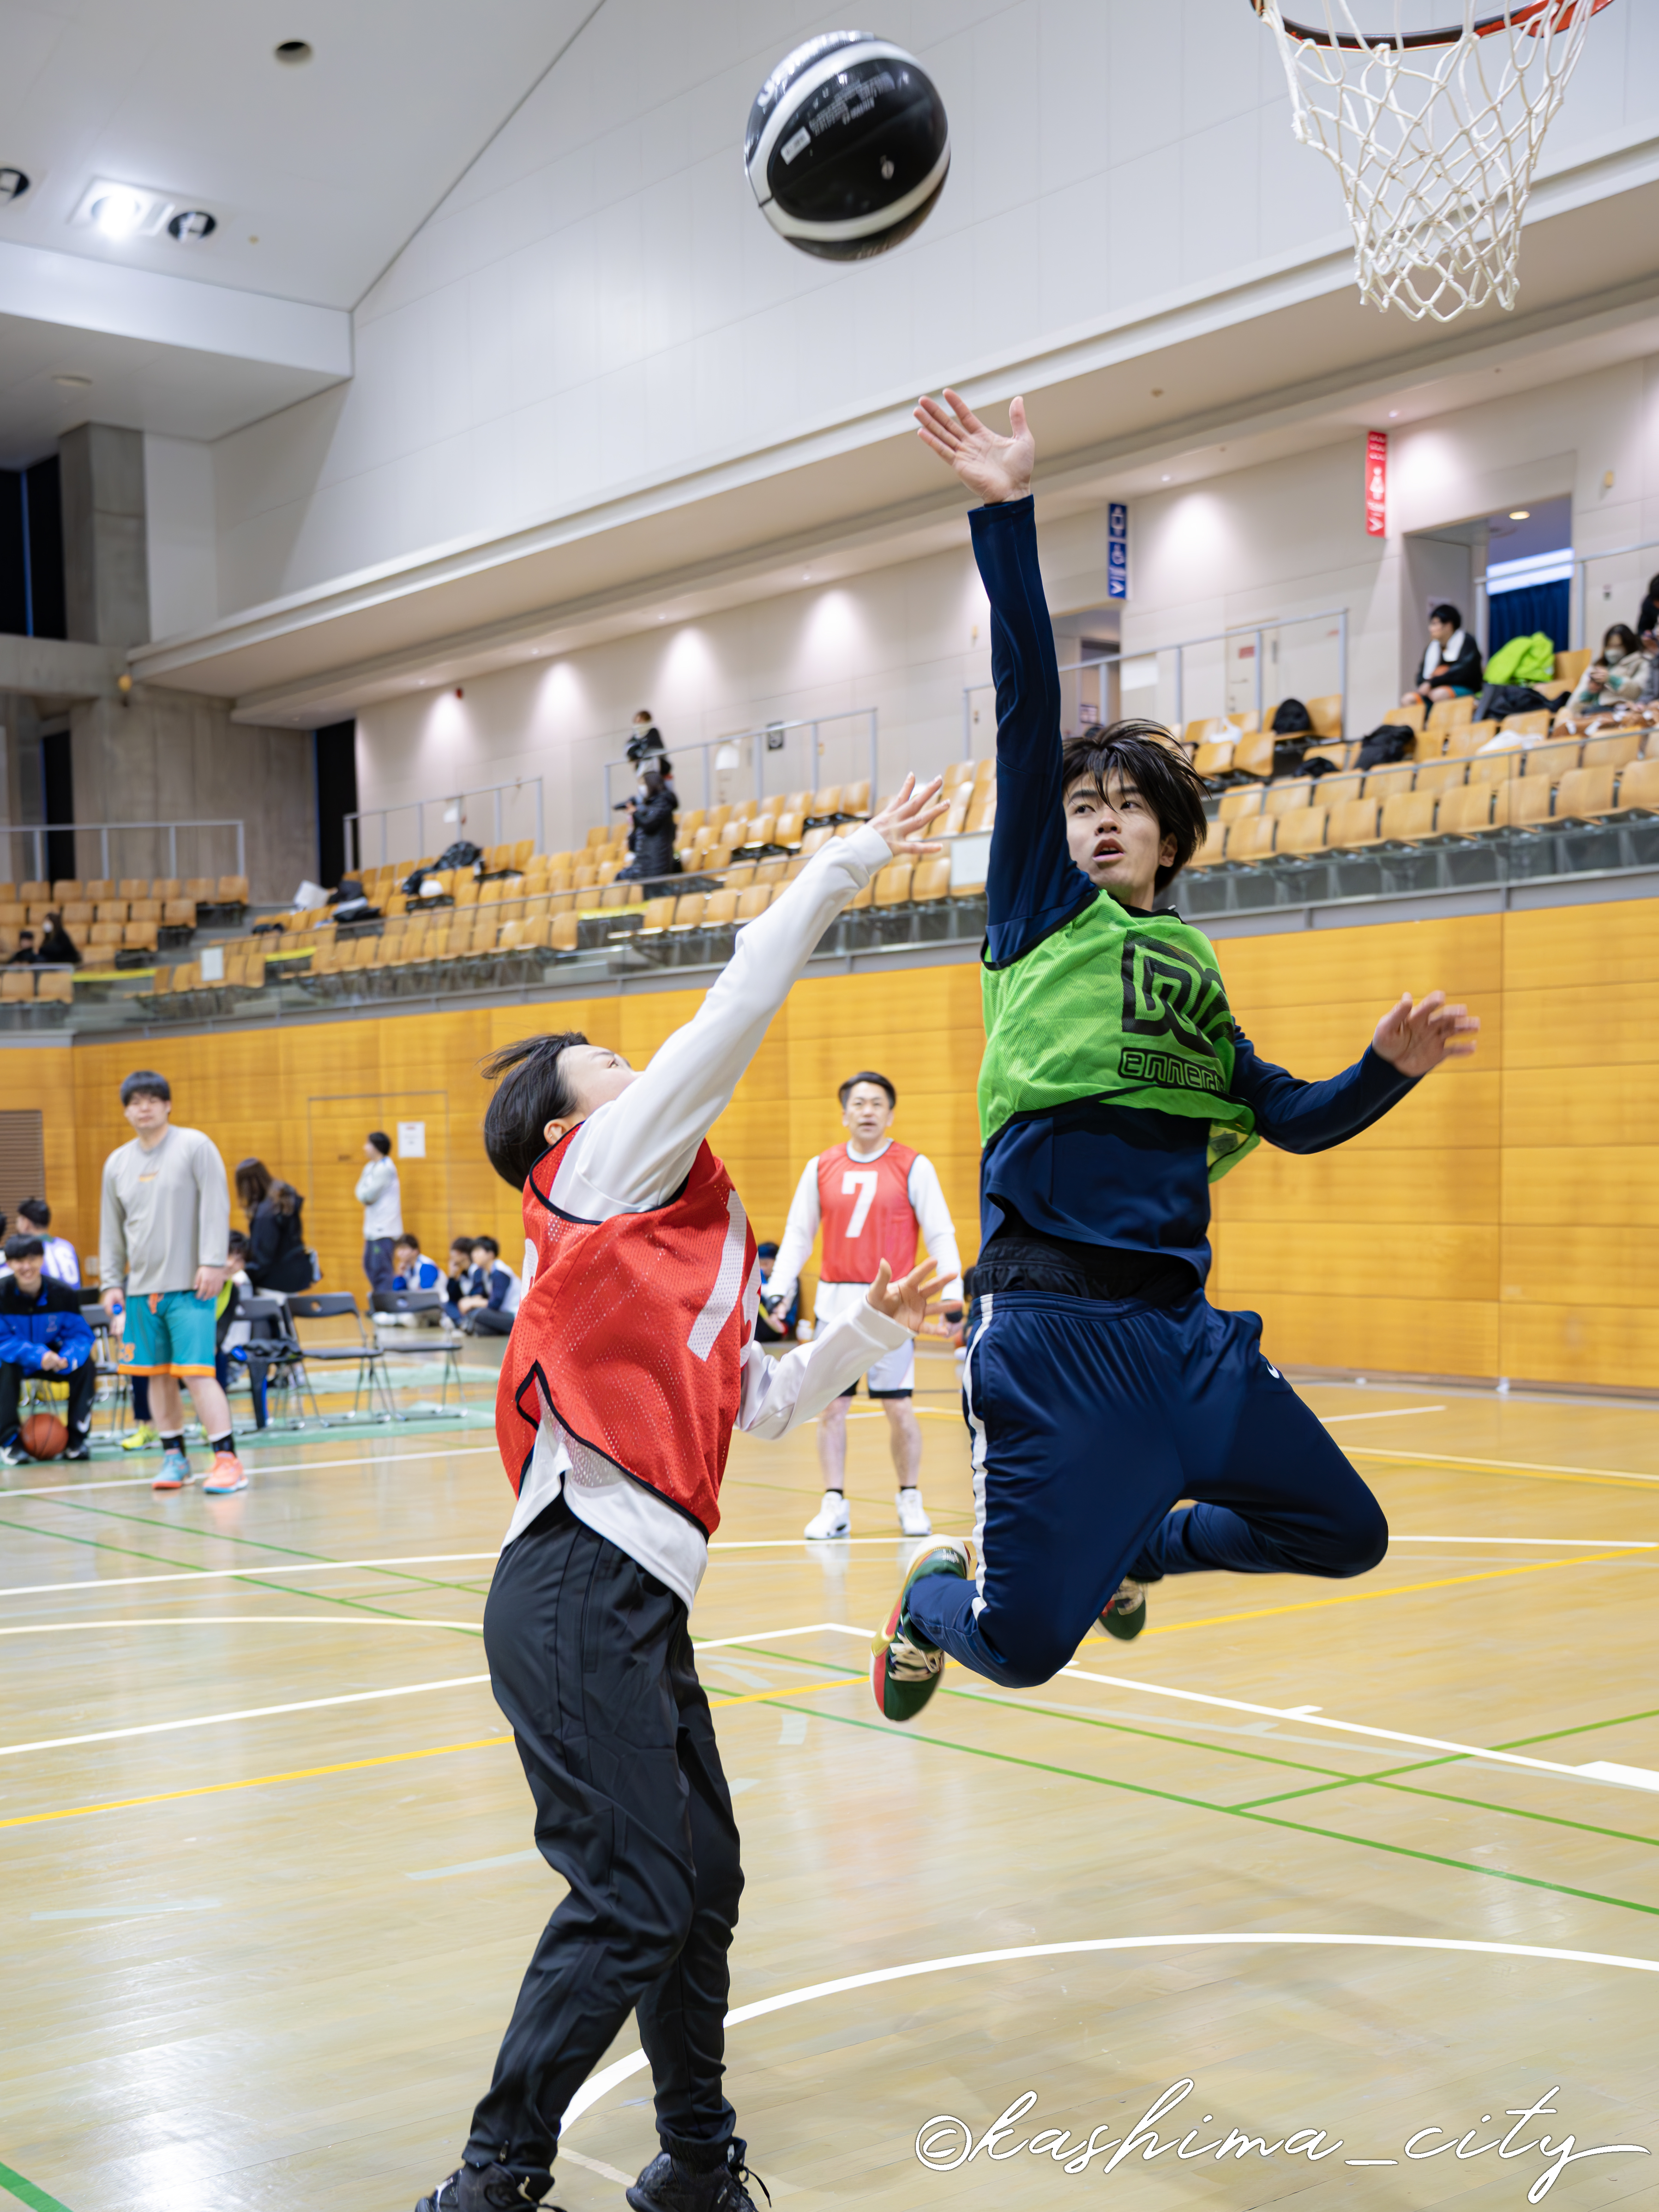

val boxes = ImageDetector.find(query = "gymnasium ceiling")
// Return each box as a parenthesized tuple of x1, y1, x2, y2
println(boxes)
(0, 0, 600, 459)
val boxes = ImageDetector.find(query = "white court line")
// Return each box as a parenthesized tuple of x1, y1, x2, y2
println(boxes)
(715, 1624, 1659, 1797)
(1319, 1405, 1444, 1423)
(0, 1443, 499, 1500)
(559, 1933, 1659, 2133)
(0, 1675, 490, 1760)
(1391, 1535, 1659, 1548)
(1347, 1447, 1659, 1487)
(0, 1553, 502, 1601)
(406, 1849, 540, 1881)
(0, 1616, 482, 1638)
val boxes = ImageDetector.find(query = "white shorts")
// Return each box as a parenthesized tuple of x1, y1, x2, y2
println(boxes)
(814, 1278, 915, 1397)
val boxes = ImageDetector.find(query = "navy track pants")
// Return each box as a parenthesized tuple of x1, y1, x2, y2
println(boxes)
(904, 1289, 1389, 1690)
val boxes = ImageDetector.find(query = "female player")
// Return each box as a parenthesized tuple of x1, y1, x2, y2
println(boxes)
(415, 777, 944, 2212)
(872, 389, 1478, 1724)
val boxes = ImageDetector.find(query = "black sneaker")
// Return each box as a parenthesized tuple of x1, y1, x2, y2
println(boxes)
(0, 1440, 30, 1469)
(64, 1437, 92, 1462)
(626, 2137, 769, 2212)
(414, 2164, 559, 2212)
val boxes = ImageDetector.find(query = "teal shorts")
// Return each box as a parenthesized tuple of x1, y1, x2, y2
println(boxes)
(118, 1288, 218, 1376)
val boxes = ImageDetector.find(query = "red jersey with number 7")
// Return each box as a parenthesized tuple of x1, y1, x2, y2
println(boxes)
(816, 1140, 920, 1286)
(497, 1125, 756, 1537)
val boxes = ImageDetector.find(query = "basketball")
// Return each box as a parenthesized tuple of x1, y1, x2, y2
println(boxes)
(744, 31, 949, 260)
(19, 1413, 67, 1461)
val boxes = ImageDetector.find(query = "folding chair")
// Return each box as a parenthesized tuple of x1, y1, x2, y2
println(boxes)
(283, 1292, 399, 1421)
(236, 1296, 317, 1427)
(370, 1288, 465, 1416)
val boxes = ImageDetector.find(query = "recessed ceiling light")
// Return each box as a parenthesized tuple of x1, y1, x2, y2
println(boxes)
(1509, 509, 1531, 520)
(1161, 474, 1171, 482)
(53, 373, 92, 391)
(92, 188, 148, 238)
(275, 39, 313, 64)
(0, 167, 29, 204)
(167, 209, 216, 243)
(1389, 410, 1400, 419)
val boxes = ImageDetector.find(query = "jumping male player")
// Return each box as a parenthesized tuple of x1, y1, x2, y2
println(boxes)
(871, 390, 1478, 1722)
(765, 1070, 962, 1540)
(414, 776, 944, 2212)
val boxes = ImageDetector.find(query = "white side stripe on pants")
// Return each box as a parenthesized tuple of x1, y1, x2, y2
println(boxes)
(961, 1292, 992, 1617)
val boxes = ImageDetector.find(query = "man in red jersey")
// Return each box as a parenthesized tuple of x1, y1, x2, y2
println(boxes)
(764, 1071, 961, 1539)
(413, 777, 944, 2212)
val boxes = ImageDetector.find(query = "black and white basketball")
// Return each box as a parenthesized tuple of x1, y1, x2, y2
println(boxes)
(744, 30, 950, 261)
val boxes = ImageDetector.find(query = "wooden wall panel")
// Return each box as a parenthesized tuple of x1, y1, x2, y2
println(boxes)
(6, 890, 1657, 1388)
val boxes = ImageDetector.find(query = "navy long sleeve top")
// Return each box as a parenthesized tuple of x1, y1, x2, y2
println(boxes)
(970, 496, 1417, 1282)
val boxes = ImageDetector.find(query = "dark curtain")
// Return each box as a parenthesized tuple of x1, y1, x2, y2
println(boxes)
(0, 460, 66, 639)
(0, 472, 24, 636)
(42, 730, 74, 883)
(1487, 579, 1570, 661)
(314, 721, 358, 890)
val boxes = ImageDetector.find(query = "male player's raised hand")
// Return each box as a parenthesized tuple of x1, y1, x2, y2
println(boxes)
(914, 388, 1034, 505)
(1371, 990, 1479, 1077)
(867, 773, 948, 858)
(866, 1258, 945, 1338)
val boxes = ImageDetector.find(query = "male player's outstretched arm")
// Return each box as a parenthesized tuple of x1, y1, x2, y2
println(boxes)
(1234, 989, 1479, 1153)
(916, 388, 1091, 965)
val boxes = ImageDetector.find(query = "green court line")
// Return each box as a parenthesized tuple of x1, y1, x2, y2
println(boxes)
(0, 1509, 486, 1637)
(779, 1701, 1659, 1923)
(0, 2158, 75, 2212)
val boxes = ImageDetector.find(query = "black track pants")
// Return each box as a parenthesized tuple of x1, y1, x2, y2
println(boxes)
(463, 1497, 742, 2194)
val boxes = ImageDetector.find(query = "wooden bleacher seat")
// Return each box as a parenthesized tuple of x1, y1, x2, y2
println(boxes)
(873, 861, 914, 907)
(1312, 771, 1363, 808)
(1554, 765, 1617, 822)
(1500, 709, 1554, 740)
(550, 912, 580, 952)
(118, 878, 149, 899)
(0, 903, 24, 927)
(735, 813, 778, 852)
(1306, 695, 1343, 739)
(1425, 697, 1474, 737)
(585, 826, 611, 848)
(1303, 739, 1355, 774)
(1553, 647, 1593, 689)
(1380, 791, 1437, 844)
(1361, 761, 1414, 803)
(84, 878, 114, 901)
(1275, 807, 1328, 858)
(1581, 730, 1644, 770)
(94, 899, 127, 922)
(1468, 745, 1522, 787)
(1326, 798, 1381, 849)
(182, 877, 215, 902)
(35, 968, 72, 1003)
(129, 898, 161, 921)
(60, 900, 93, 924)
(909, 859, 952, 904)
(1189, 819, 1229, 867)
(1227, 815, 1277, 863)
(124, 921, 159, 950)
(1434, 785, 1487, 839)
(1505, 777, 1553, 830)
(941, 761, 975, 794)
(668, 894, 706, 931)
(773, 811, 805, 850)
(1264, 779, 1311, 817)
(841, 780, 871, 817)
(172, 961, 202, 991)
(1231, 732, 1276, 780)
(1391, 700, 1427, 735)
(88, 921, 124, 948)
(152, 879, 182, 901)
(965, 791, 996, 833)
(216, 875, 250, 905)
(1522, 739, 1581, 782)
(701, 890, 740, 928)
(734, 886, 774, 922)
(1217, 786, 1262, 824)
(51, 879, 81, 902)
(20, 882, 49, 902)
(1413, 758, 1465, 797)
(1, 969, 35, 1002)
(1191, 738, 1237, 781)
(162, 899, 197, 928)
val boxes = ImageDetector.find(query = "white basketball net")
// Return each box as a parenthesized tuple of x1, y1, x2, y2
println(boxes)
(1256, 1, 1612, 321)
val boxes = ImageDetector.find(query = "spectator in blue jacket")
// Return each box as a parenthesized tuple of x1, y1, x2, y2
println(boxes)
(445, 1236, 481, 1328)
(391, 1234, 444, 1293)
(0, 1235, 96, 1465)
(458, 1235, 522, 1337)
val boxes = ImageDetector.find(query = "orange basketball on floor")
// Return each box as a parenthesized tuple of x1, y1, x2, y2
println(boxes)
(19, 1413, 68, 1461)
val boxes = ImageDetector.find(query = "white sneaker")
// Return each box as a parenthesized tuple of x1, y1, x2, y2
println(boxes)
(896, 1487, 932, 1538)
(804, 1490, 851, 1540)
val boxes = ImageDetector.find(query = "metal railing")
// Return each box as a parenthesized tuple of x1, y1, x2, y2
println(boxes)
(2, 817, 246, 883)
(962, 610, 1350, 751)
(345, 778, 545, 874)
(602, 709, 879, 820)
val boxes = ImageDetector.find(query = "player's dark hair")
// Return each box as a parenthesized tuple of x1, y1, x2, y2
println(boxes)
(17, 1198, 49, 1228)
(120, 1069, 171, 1106)
(1430, 602, 1462, 628)
(481, 1032, 591, 1189)
(394, 1232, 419, 1251)
(366, 1130, 392, 1155)
(449, 1233, 474, 1254)
(4, 1234, 45, 1262)
(1061, 722, 1210, 894)
(838, 1070, 896, 1109)
(473, 1235, 500, 1257)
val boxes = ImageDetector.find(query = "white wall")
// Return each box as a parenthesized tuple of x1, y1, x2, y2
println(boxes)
(144, 433, 219, 640)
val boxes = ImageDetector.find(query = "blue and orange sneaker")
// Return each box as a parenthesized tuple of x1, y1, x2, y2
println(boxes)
(871, 1538, 972, 1724)
(152, 1449, 192, 1492)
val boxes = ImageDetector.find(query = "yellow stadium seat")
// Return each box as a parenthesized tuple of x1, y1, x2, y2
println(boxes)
(84, 879, 115, 901)
(669, 895, 706, 931)
(1227, 815, 1277, 863)
(585, 826, 610, 848)
(124, 921, 159, 950)
(942, 760, 975, 794)
(1581, 730, 1643, 770)
(1507, 777, 1554, 830)
(1446, 718, 1494, 757)
(1326, 799, 1382, 849)
(1425, 697, 1475, 735)
(1414, 758, 1466, 797)
(1231, 732, 1276, 781)
(735, 886, 773, 922)
(1380, 791, 1437, 845)
(36, 968, 72, 1002)
(1275, 807, 1328, 858)
(872, 862, 914, 907)
(550, 912, 580, 952)
(1189, 819, 1229, 868)
(1553, 647, 1593, 689)
(910, 859, 951, 903)
(1, 969, 35, 1002)
(702, 890, 740, 928)
(841, 779, 871, 816)
(1554, 765, 1617, 822)
(94, 900, 128, 923)
(1217, 785, 1262, 823)
(1502, 710, 1554, 740)
(1264, 779, 1311, 817)
(773, 812, 805, 850)
(1306, 695, 1343, 739)
(1468, 746, 1522, 787)
(19, 882, 49, 902)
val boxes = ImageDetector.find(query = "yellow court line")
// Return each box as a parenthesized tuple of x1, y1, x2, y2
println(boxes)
(1145, 1548, 1650, 1637)
(1349, 1446, 1659, 1490)
(0, 1681, 852, 1832)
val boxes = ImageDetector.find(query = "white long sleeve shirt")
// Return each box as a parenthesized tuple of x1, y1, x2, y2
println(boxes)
(766, 1145, 962, 1318)
(503, 823, 911, 1605)
(355, 1156, 403, 1239)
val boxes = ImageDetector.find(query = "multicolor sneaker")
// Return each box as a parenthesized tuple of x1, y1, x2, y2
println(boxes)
(121, 1424, 159, 1453)
(871, 1538, 972, 1724)
(1090, 1577, 1147, 1642)
(204, 1451, 247, 1494)
(152, 1449, 192, 1491)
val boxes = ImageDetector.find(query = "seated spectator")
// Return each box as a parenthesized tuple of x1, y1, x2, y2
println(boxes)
(0, 1234, 95, 1465)
(235, 1158, 313, 1294)
(458, 1235, 521, 1336)
(754, 1239, 799, 1343)
(35, 912, 80, 967)
(445, 1236, 482, 1327)
(391, 1234, 445, 1293)
(15, 1199, 78, 1286)
(215, 1231, 270, 1430)
(618, 765, 679, 884)
(1402, 604, 1483, 708)
(1639, 572, 1659, 643)
(1561, 624, 1648, 722)
(7, 930, 37, 966)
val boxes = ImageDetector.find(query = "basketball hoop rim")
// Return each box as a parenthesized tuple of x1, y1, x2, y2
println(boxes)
(1250, 0, 1614, 51)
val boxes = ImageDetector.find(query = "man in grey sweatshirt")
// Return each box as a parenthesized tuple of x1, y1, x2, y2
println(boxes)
(101, 1070, 244, 1494)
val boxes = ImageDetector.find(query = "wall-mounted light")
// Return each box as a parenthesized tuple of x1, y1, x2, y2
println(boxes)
(1508, 509, 1530, 521)
(275, 39, 313, 64)
(72, 176, 220, 244)
(52, 372, 92, 391)
(0, 167, 30, 204)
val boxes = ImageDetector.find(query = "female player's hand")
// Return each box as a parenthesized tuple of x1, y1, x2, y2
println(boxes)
(914, 388, 1034, 505)
(1371, 990, 1479, 1077)
(866, 1258, 944, 1337)
(867, 773, 949, 858)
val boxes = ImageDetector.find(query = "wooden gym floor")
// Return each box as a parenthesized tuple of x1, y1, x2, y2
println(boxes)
(0, 1350, 1655, 2211)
